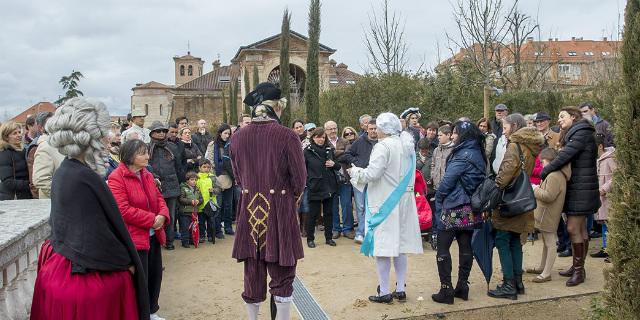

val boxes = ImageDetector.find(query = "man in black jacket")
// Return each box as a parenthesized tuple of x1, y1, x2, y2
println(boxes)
(192, 119, 213, 154)
(338, 120, 378, 244)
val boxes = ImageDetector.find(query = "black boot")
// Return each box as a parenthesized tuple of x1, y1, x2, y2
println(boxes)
(455, 252, 473, 300)
(488, 279, 518, 300)
(454, 281, 469, 301)
(515, 273, 525, 295)
(432, 284, 454, 304)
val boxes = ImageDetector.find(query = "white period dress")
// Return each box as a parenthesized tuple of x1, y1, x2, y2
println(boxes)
(350, 135, 423, 257)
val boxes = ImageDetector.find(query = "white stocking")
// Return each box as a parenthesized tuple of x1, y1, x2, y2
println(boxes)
(393, 254, 408, 293)
(274, 296, 292, 320)
(376, 257, 391, 295)
(245, 302, 260, 320)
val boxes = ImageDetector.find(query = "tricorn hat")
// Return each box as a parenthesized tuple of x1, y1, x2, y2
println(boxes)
(243, 82, 281, 107)
(400, 107, 421, 120)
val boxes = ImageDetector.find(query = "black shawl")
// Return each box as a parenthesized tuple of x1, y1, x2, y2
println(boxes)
(49, 158, 150, 320)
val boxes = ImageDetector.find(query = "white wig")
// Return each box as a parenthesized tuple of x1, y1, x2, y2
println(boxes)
(376, 112, 416, 156)
(46, 97, 111, 176)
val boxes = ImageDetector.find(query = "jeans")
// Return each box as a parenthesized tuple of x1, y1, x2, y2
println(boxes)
(221, 188, 234, 231)
(163, 197, 177, 244)
(298, 187, 310, 214)
(179, 214, 193, 245)
(587, 213, 594, 234)
(199, 205, 217, 240)
(557, 217, 570, 251)
(353, 186, 366, 237)
(332, 183, 354, 233)
(495, 230, 523, 279)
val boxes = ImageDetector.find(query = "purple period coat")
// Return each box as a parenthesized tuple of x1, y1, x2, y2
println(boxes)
(230, 120, 307, 266)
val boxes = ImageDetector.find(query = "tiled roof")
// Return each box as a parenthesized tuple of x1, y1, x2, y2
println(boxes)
(174, 64, 241, 91)
(329, 63, 361, 88)
(10, 102, 56, 124)
(132, 81, 172, 90)
(232, 30, 336, 61)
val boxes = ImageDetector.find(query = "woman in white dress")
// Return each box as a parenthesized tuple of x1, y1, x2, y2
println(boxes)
(349, 112, 423, 303)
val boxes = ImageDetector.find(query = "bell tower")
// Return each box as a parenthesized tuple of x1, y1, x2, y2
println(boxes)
(173, 51, 204, 86)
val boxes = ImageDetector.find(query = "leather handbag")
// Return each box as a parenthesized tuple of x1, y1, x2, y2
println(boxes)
(471, 175, 501, 214)
(499, 144, 537, 217)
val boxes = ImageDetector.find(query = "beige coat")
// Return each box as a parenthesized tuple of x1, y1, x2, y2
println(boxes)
(431, 142, 454, 190)
(492, 127, 544, 235)
(597, 147, 616, 221)
(534, 164, 571, 232)
(32, 135, 65, 199)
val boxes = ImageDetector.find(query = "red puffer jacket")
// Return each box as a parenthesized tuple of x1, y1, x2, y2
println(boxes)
(108, 163, 170, 250)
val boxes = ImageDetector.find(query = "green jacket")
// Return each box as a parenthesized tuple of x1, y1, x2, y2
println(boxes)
(179, 182, 203, 214)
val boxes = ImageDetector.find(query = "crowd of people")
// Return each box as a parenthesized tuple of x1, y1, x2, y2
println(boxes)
(0, 88, 616, 319)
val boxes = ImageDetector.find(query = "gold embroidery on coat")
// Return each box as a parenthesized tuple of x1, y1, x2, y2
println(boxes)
(247, 192, 271, 249)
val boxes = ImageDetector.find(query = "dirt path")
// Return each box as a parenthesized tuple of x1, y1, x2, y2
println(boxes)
(159, 234, 606, 319)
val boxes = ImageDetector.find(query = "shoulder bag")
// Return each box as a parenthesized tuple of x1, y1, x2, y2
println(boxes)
(499, 143, 537, 217)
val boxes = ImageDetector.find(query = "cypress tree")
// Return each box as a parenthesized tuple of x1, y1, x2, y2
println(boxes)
(222, 90, 228, 124)
(601, 1, 640, 317)
(305, 0, 321, 124)
(229, 83, 238, 125)
(280, 9, 292, 126)
(253, 65, 260, 89)
(243, 66, 251, 114)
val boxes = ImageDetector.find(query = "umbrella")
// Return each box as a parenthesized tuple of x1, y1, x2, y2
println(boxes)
(472, 219, 495, 290)
(190, 209, 199, 248)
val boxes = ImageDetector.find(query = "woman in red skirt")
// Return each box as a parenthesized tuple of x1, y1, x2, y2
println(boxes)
(30, 98, 149, 320)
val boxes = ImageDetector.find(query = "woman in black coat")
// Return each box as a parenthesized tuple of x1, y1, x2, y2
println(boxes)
(179, 127, 202, 173)
(0, 122, 32, 200)
(304, 127, 340, 248)
(540, 106, 599, 287)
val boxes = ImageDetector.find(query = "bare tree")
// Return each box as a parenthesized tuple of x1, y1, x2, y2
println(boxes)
(447, 0, 517, 117)
(364, 0, 409, 74)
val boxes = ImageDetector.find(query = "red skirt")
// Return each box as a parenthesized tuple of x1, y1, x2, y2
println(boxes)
(30, 241, 138, 320)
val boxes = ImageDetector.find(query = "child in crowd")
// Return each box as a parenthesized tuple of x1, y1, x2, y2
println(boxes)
(196, 159, 222, 243)
(591, 134, 616, 261)
(430, 124, 454, 191)
(527, 148, 571, 282)
(179, 171, 203, 248)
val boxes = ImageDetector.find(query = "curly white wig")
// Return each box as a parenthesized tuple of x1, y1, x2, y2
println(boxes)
(376, 112, 416, 156)
(46, 97, 111, 176)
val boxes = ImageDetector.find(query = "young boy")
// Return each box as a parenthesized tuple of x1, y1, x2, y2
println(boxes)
(527, 148, 570, 282)
(430, 124, 454, 191)
(591, 134, 616, 261)
(179, 171, 203, 248)
(196, 159, 222, 243)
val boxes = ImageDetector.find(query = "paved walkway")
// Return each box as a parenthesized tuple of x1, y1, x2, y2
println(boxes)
(158, 234, 605, 319)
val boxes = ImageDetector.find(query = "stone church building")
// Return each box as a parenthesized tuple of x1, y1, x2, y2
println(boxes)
(131, 30, 360, 126)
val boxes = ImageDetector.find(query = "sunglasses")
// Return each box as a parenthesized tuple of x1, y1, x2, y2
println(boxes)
(344, 132, 355, 137)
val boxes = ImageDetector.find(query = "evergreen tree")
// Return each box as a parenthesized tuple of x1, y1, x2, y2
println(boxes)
(601, 1, 640, 318)
(55, 70, 84, 105)
(305, 0, 321, 124)
(243, 66, 251, 114)
(280, 9, 292, 126)
(229, 83, 238, 125)
(222, 90, 228, 124)
(253, 65, 260, 89)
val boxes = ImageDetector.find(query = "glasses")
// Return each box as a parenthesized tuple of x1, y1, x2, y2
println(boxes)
(344, 132, 355, 137)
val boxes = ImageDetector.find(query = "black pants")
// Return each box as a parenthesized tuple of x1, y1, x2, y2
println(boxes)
(163, 197, 178, 244)
(557, 218, 570, 251)
(178, 214, 193, 245)
(436, 229, 473, 287)
(137, 235, 163, 314)
(306, 195, 334, 242)
(199, 205, 218, 240)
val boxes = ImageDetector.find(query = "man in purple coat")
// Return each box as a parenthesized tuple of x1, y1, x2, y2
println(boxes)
(230, 83, 306, 320)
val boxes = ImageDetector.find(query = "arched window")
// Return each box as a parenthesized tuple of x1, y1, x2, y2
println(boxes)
(180, 65, 185, 76)
(144, 104, 149, 116)
(188, 65, 193, 76)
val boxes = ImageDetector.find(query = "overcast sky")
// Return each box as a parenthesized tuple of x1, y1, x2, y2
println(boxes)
(0, 0, 623, 119)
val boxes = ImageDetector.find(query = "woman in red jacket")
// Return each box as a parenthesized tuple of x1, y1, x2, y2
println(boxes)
(108, 139, 170, 320)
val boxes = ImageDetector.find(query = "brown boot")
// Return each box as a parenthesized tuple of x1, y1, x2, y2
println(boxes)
(559, 240, 575, 277)
(583, 238, 588, 278)
(566, 243, 585, 287)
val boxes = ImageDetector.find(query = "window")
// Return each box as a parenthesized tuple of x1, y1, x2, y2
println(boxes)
(534, 51, 544, 56)
(602, 51, 611, 56)
(159, 104, 163, 115)
(144, 104, 149, 116)
(584, 51, 594, 56)
(188, 65, 193, 76)
(180, 65, 185, 76)
(329, 77, 339, 84)
(346, 80, 356, 85)
(567, 51, 577, 56)
(218, 76, 230, 83)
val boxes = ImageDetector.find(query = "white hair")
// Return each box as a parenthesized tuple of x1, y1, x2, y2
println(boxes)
(376, 113, 402, 135)
(46, 97, 111, 176)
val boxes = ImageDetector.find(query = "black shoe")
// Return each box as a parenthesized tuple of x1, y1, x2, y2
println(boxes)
(307, 241, 316, 248)
(454, 281, 469, 301)
(392, 291, 407, 302)
(165, 244, 175, 250)
(368, 293, 393, 304)
(225, 228, 235, 235)
(431, 285, 454, 305)
(181, 243, 190, 248)
(326, 239, 337, 246)
(558, 249, 572, 257)
(199, 238, 205, 243)
(215, 233, 225, 239)
(588, 231, 602, 239)
(488, 279, 518, 300)
(515, 274, 525, 295)
(208, 237, 215, 244)
(557, 246, 566, 253)
(590, 249, 609, 258)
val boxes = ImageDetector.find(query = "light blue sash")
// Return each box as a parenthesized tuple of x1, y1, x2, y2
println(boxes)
(360, 153, 416, 257)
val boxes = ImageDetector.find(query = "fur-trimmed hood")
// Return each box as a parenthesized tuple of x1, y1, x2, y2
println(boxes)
(509, 126, 545, 146)
(0, 140, 22, 152)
